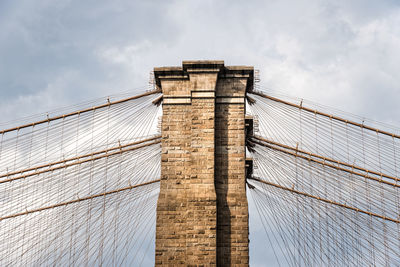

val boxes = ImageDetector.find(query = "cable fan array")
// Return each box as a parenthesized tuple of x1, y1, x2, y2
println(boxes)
(1, 83, 399, 266)
(247, 88, 400, 266)
(0, 89, 162, 266)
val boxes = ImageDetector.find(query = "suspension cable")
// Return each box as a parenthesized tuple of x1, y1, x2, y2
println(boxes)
(252, 135, 400, 183)
(0, 139, 161, 184)
(248, 177, 400, 224)
(0, 135, 161, 179)
(0, 179, 160, 221)
(0, 89, 161, 135)
(249, 91, 400, 139)
(251, 138, 400, 188)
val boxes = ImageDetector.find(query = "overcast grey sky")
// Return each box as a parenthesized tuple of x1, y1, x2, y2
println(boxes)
(1, 0, 400, 125)
(1, 0, 400, 266)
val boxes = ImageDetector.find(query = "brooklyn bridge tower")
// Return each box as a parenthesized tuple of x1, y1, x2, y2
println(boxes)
(154, 61, 253, 266)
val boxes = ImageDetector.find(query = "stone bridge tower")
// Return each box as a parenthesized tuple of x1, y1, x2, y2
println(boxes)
(154, 61, 253, 266)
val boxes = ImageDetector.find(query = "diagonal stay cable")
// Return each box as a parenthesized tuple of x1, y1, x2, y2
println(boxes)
(0, 89, 161, 135)
(250, 138, 400, 188)
(0, 179, 160, 221)
(0, 135, 161, 179)
(249, 91, 400, 140)
(248, 177, 400, 224)
(0, 139, 161, 184)
(252, 135, 400, 183)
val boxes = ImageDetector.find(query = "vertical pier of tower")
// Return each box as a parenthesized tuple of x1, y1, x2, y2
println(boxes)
(155, 61, 253, 266)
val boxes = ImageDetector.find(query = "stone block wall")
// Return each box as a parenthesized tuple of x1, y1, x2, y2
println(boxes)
(155, 61, 253, 266)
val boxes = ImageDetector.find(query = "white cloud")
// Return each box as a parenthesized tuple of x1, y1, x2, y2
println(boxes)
(2, 0, 398, 123)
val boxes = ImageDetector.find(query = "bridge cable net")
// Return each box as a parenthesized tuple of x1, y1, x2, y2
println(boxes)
(247, 88, 400, 266)
(0, 89, 162, 266)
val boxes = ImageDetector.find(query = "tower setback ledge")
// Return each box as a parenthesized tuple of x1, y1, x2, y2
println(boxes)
(154, 60, 254, 92)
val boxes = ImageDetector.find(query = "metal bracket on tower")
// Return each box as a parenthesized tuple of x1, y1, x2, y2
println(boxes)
(245, 116, 254, 137)
(245, 158, 253, 180)
(245, 115, 255, 152)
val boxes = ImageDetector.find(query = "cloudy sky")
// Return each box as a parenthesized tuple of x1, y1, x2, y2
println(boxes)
(1, 0, 400, 125)
(1, 0, 400, 265)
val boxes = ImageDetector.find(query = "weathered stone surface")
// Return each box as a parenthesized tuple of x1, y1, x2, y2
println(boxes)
(155, 60, 253, 266)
